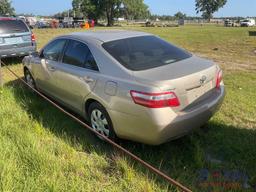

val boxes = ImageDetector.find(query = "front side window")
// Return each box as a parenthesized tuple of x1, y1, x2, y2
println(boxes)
(102, 35, 192, 71)
(63, 40, 99, 71)
(42, 39, 67, 61)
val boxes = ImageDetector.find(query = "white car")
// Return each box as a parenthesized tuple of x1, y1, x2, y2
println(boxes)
(240, 19, 255, 27)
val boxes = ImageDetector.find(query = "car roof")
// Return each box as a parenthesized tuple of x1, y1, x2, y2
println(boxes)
(68, 30, 151, 43)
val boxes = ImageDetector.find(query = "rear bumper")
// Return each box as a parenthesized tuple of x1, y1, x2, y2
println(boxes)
(110, 85, 225, 145)
(158, 86, 225, 144)
(0, 45, 36, 58)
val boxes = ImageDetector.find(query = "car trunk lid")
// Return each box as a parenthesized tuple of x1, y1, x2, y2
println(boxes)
(133, 56, 218, 111)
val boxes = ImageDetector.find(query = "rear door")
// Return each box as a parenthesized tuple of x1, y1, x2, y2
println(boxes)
(52, 39, 99, 112)
(0, 19, 32, 51)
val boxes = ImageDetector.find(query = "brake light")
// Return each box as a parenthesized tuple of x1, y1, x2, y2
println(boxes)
(31, 33, 36, 41)
(216, 70, 223, 89)
(130, 91, 180, 108)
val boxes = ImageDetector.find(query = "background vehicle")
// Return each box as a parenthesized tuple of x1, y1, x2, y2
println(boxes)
(35, 21, 50, 29)
(240, 19, 255, 27)
(224, 19, 240, 27)
(224, 19, 234, 27)
(0, 17, 36, 58)
(23, 31, 225, 145)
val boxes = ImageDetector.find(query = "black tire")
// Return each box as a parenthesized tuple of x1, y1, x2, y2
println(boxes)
(200, 123, 210, 133)
(24, 69, 36, 90)
(88, 102, 117, 141)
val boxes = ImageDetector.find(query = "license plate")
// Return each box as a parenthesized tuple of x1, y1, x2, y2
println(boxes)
(4, 37, 23, 44)
(187, 81, 213, 103)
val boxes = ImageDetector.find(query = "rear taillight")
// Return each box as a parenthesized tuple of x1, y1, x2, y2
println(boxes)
(216, 69, 223, 89)
(0, 17, 15, 21)
(31, 33, 36, 41)
(130, 91, 180, 108)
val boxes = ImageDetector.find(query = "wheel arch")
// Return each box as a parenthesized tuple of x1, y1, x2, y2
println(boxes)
(84, 97, 112, 123)
(84, 98, 107, 118)
(85, 98, 98, 116)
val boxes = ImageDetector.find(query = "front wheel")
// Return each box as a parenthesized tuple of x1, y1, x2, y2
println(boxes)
(88, 102, 117, 141)
(24, 69, 36, 90)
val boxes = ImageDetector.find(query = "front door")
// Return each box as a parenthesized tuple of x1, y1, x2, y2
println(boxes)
(34, 39, 67, 98)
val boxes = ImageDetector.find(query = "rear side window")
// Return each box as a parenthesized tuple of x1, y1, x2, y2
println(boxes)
(0, 20, 29, 34)
(102, 36, 191, 71)
(62, 40, 99, 71)
(42, 39, 67, 61)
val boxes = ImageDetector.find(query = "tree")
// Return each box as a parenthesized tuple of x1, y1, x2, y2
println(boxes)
(54, 10, 73, 18)
(73, 0, 102, 22)
(123, 0, 150, 20)
(174, 12, 186, 20)
(195, 0, 227, 21)
(104, 0, 123, 26)
(0, 0, 15, 16)
(72, 0, 122, 26)
(72, 0, 150, 26)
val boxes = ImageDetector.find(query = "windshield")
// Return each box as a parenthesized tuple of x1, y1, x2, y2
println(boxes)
(102, 36, 191, 71)
(0, 20, 29, 34)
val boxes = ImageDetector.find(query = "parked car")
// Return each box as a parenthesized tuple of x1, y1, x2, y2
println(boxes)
(0, 17, 36, 58)
(224, 20, 234, 27)
(224, 19, 240, 27)
(240, 19, 255, 27)
(35, 21, 50, 29)
(23, 31, 225, 145)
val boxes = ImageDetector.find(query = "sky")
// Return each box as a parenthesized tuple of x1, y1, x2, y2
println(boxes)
(12, 0, 256, 17)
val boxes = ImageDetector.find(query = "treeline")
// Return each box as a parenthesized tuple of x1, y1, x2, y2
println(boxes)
(58, 0, 230, 26)
(71, 0, 150, 26)
(3, 0, 252, 26)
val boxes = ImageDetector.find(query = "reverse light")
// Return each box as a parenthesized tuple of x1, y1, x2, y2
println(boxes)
(130, 91, 180, 108)
(216, 69, 223, 89)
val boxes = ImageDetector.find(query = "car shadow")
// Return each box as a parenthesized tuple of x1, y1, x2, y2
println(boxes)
(1, 57, 24, 65)
(6, 79, 256, 191)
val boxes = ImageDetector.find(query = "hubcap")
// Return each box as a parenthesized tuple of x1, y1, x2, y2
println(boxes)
(91, 109, 110, 138)
(25, 72, 35, 88)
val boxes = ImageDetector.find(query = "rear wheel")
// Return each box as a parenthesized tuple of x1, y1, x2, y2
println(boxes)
(88, 102, 117, 141)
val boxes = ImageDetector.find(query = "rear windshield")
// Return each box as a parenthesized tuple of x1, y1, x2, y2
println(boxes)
(0, 20, 29, 34)
(102, 36, 191, 71)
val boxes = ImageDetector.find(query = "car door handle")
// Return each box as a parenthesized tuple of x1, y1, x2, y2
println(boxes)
(80, 76, 95, 83)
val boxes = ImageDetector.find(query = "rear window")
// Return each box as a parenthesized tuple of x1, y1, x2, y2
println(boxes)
(0, 20, 29, 34)
(102, 36, 191, 71)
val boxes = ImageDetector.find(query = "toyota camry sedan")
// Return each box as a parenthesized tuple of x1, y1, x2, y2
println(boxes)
(23, 30, 225, 145)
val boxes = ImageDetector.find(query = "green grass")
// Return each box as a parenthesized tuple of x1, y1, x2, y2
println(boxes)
(0, 25, 256, 191)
